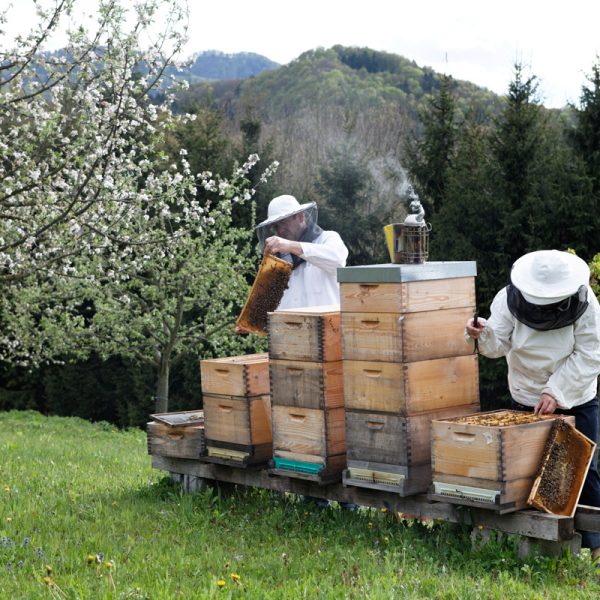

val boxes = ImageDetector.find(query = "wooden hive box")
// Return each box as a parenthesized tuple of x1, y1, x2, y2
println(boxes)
(268, 305, 342, 362)
(429, 410, 576, 513)
(337, 263, 476, 314)
(146, 410, 205, 459)
(343, 354, 479, 416)
(200, 353, 269, 397)
(343, 404, 479, 495)
(270, 359, 344, 410)
(345, 403, 480, 468)
(341, 306, 473, 363)
(202, 393, 272, 466)
(270, 405, 346, 483)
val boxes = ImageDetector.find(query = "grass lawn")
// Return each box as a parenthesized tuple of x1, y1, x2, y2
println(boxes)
(1, 410, 599, 599)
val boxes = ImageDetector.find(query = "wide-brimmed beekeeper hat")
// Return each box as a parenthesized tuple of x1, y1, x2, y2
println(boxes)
(256, 195, 315, 228)
(510, 250, 590, 305)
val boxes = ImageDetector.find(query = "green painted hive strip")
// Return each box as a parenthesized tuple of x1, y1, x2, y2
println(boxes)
(273, 457, 324, 475)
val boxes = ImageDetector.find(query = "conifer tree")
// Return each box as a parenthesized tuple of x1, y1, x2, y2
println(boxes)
(406, 74, 458, 216)
(570, 59, 600, 196)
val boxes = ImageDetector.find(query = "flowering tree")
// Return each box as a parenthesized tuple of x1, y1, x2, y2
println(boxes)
(0, 0, 278, 411)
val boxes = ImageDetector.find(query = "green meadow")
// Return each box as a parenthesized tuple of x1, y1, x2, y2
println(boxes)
(1, 410, 599, 599)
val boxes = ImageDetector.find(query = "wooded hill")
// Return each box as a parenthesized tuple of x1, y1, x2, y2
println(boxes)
(177, 46, 507, 224)
(179, 50, 280, 82)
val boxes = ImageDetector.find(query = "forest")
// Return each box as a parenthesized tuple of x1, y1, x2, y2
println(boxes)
(1, 0, 600, 426)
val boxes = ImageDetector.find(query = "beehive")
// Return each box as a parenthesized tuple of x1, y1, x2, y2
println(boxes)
(339, 262, 481, 495)
(200, 353, 272, 466)
(146, 411, 205, 460)
(430, 410, 576, 513)
(268, 306, 346, 482)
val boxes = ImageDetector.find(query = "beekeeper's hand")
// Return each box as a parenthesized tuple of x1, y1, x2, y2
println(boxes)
(465, 317, 486, 339)
(534, 393, 557, 415)
(264, 236, 302, 256)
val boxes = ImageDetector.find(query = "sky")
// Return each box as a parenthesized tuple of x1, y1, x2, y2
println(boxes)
(3, 0, 599, 109)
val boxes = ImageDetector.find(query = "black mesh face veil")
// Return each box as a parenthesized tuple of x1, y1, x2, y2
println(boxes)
(506, 284, 589, 331)
(256, 204, 321, 268)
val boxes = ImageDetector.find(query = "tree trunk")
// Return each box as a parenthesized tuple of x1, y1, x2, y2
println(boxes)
(155, 358, 170, 413)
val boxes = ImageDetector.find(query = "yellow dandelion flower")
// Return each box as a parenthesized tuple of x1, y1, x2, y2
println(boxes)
(45, 565, 53, 575)
(217, 579, 226, 588)
(86, 554, 96, 565)
(4, 486, 10, 493)
(231, 573, 241, 581)
(380, 507, 388, 513)
(43, 576, 54, 586)
(367, 521, 374, 528)
(104, 561, 114, 570)
(6, 517, 12, 523)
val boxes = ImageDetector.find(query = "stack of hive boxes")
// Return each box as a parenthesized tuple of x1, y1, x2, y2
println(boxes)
(199, 353, 272, 466)
(268, 305, 346, 483)
(339, 262, 481, 495)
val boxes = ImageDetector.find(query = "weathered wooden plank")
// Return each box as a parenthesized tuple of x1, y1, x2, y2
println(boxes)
(200, 353, 269, 397)
(151, 455, 578, 541)
(268, 307, 341, 362)
(341, 307, 473, 363)
(270, 359, 344, 410)
(574, 505, 600, 532)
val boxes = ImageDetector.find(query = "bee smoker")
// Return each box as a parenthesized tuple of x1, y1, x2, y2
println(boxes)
(387, 187, 431, 264)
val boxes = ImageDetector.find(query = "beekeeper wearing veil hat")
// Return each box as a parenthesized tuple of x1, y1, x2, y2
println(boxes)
(466, 249, 600, 562)
(256, 194, 348, 310)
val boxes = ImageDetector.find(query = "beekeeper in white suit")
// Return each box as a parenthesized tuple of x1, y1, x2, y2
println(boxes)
(256, 195, 349, 309)
(466, 249, 600, 562)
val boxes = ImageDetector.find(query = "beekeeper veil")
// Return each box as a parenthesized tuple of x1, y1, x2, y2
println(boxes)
(256, 195, 321, 267)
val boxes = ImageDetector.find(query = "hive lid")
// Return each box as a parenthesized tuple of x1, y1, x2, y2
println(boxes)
(527, 418, 596, 517)
(150, 410, 204, 427)
(336, 261, 477, 283)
